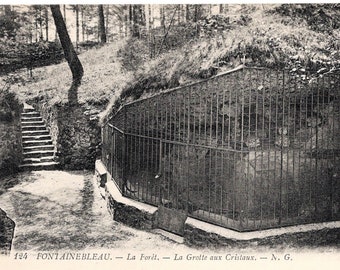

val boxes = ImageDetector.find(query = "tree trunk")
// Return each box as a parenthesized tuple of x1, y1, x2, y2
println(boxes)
(4, 5, 11, 16)
(194, 5, 201, 22)
(39, 6, 43, 40)
(128, 5, 133, 36)
(63, 4, 66, 23)
(181, 5, 186, 22)
(186, 5, 189, 22)
(160, 5, 165, 30)
(50, 5, 83, 105)
(124, 6, 129, 37)
(148, 4, 152, 31)
(81, 6, 85, 41)
(35, 9, 38, 42)
(177, 4, 181, 24)
(75, 5, 79, 47)
(105, 5, 109, 41)
(45, 7, 49, 41)
(219, 4, 224, 14)
(98, 5, 106, 43)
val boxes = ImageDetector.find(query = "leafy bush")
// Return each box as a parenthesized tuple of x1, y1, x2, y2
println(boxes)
(0, 41, 64, 74)
(272, 4, 340, 33)
(117, 37, 149, 71)
(0, 85, 22, 122)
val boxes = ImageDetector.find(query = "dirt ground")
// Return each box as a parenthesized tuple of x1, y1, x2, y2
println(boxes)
(0, 171, 200, 252)
(0, 170, 339, 270)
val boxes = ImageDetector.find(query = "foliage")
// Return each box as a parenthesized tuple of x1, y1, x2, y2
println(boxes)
(117, 37, 149, 71)
(0, 41, 64, 74)
(116, 4, 340, 108)
(0, 84, 22, 122)
(0, 8, 20, 39)
(272, 4, 340, 33)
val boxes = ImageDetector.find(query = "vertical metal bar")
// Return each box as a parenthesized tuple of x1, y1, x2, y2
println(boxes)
(159, 139, 163, 205)
(121, 131, 126, 194)
(279, 69, 286, 225)
(285, 70, 290, 221)
(169, 94, 173, 141)
(198, 87, 203, 143)
(292, 71, 297, 220)
(273, 70, 279, 223)
(297, 71, 303, 223)
(186, 87, 191, 213)
(308, 76, 314, 221)
(210, 81, 213, 146)
(214, 79, 219, 218)
(146, 102, 151, 203)
(178, 92, 182, 142)
(268, 69, 273, 223)
(110, 126, 114, 178)
(222, 81, 226, 148)
(101, 126, 104, 165)
(327, 74, 334, 219)
(246, 69, 252, 229)
(314, 74, 320, 219)
(204, 86, 208, 145)
(192, 87, 196, 144)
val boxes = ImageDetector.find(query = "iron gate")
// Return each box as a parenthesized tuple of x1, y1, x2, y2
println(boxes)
(102, 66, 340, 231)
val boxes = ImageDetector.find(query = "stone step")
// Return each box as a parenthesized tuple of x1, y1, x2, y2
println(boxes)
(20, 105, 58, 171)
(22, 112, 40, 117)
(22, 139, 53, 147)
(22, 116, 43, 122)
(22, 130, 49, 136)
(21, 120, 45, 126)
(23, 156, 55, 164)
(23, 150, 55, 159)
(21, 125, 47, 131)
(19, 161, 59, 171)
(23, 108, 36, 113)
(22, 135, 52, 142)
(23, 145, 54, 152)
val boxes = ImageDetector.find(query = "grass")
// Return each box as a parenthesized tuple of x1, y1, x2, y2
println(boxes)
(3, 39, 133, 110)
(115, 4, 339, 113)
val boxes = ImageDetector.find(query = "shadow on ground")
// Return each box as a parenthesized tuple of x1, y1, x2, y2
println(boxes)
(0, 171, 140, 251)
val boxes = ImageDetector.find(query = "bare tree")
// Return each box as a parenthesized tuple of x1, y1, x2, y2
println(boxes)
(98, 5, 106, 43)
(50, 5, 83, 105)
(45, 7, 48, 41)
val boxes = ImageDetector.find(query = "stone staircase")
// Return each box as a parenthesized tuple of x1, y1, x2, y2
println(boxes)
(19, 104, 58, 170)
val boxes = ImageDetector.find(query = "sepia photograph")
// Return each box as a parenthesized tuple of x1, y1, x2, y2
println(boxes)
(0, 2, 339, 269)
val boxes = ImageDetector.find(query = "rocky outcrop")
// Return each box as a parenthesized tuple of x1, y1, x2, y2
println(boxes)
(32, 101, 101, 170)
(0, 90, 22, 178)
(0, 208, 15, 255)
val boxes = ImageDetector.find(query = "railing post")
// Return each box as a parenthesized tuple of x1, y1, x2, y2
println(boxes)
(122, 132, 126, 194)
(159, 139, 163, 205)
(101, 125, 104, 165)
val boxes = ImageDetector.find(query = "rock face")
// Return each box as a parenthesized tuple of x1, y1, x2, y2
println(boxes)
(34, 102, 101, 170)
(0, 90, 22, 178)
(0, 208, 15, 255)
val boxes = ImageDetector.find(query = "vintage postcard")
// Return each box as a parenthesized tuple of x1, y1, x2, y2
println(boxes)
(0, 2, 339, 269)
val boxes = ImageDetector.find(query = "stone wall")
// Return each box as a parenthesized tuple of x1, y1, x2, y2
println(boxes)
(107, 193, 155, 230)
(0, 90, 22, 178)
(34, 100, 101, 170)
(0, 208, 15, 255)
(184, 222, 340, 248)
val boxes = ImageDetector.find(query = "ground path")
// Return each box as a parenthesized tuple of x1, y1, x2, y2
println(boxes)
(0, 171, 199, 253)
